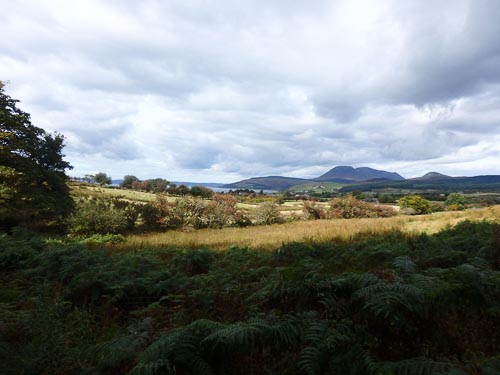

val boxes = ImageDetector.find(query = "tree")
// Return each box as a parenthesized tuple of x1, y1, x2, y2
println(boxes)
(0, 86, 73, 230)
(94, 172, 112, 186)
(148, 178, 169, 193)
(445, 192, 465, 210)
(120, 175, 140, 189)
(398, 195, 432, 215)
(190, 185, 213, 198)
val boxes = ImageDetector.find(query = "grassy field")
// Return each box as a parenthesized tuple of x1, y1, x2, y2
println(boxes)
(115, 204, 500, 251)
(70, 183, 161, 202)
(288, 182, 344, 193)
(70, 182, 314, 213)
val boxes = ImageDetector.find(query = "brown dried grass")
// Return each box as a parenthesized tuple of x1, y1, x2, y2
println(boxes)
(115, 205, 500, 251)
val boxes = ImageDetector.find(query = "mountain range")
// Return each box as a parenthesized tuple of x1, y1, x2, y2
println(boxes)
(223, 166, 405, 190)
(223, 166, 500, 193)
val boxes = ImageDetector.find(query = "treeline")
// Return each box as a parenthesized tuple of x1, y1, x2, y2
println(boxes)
(2, 221, 500, 374)
(77, 173, 216, 198)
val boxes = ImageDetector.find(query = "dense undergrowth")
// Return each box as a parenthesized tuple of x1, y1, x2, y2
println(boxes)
(1, 220, 500, 374)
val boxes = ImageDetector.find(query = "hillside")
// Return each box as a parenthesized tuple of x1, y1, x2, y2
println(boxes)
(410, 172, 453, 180)
(340, 175, 500, 193)
(316, 166, 404, 182)
(223, 176, 317, 190)
(224, 166, 404, 190)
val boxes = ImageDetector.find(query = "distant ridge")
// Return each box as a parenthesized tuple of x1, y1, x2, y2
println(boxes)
(316, 166, 404, 182)
(223, 176, 316, 190)
(340, 174, 500, 193)
(223, 166, 405, 190)
(411, 172, 452, 181)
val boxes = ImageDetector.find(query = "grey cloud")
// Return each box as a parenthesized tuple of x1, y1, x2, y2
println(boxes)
(2, 0, 500, 180)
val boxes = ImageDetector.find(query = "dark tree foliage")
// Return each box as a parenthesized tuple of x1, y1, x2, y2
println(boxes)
(120, 175, 140, 189)
(0, 87, 72, 231)
(93, 172, 112, 186)
(190, 185, 214, 198)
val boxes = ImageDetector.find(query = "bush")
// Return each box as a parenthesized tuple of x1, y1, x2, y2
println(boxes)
(78, 233, 125, 245)
(328, 195, 396, 218)
(141, 195, 248, 230)
(445, 192, 466, 210)
(253, 201, 283, 225)
(67, 198, 129, 235)
(302, 201, 326, 220)
(398, 195, 432, 215)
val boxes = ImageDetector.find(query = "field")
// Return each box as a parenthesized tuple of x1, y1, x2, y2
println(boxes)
(288, 182, 344, 193)
(70, 183, 165, 202)
(116, 205, 500, 251)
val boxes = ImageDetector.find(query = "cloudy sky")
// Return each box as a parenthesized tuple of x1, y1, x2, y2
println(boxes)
(2, 0, 500, 182)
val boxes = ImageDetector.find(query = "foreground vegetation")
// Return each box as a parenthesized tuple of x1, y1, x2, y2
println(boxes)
(118, 205, 500, 251)
(2, 220, 500, 374)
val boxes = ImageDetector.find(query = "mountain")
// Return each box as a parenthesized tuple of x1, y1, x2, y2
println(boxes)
(223, 176, 316, 190)
(316, 166, 404, 182)
(411, 172, 452, 181)
(223, 166, 405, 190)
(340, 175, 500, 193)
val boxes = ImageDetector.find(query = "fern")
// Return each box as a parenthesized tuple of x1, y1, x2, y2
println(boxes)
(131, 329, 212, 375)
(377, 359, 455, 375)
(298, 319, 328, 374)
(129, 359, 175, 375)
(355, 281, 427, 322)
(90, 318, 154, 371)
(267, 315, 302, 350)
(201, 319, 269, 354)
(394, 256, 417, 275)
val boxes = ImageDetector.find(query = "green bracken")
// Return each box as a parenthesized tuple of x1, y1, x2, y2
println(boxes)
(1, 220, 500, 374)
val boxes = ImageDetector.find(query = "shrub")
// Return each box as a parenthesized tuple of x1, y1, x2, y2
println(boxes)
(328, 195, 396, 218)
(78, 233, 125, 245)
(398, 195, 432, 215)
(67, 198, 128, 235)
(141, 195, 247, 230)
(203, 194, 239, 228)
(302, 201, 326, 220)
(253, 201, 284, 225)
(445, 192, 466, 210)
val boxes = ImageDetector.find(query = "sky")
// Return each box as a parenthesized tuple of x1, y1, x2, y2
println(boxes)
(1, 0, 500, 182)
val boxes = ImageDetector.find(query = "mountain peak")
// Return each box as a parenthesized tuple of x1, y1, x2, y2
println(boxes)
(412, 172, 452, 180)
(315, 166, 405, 182)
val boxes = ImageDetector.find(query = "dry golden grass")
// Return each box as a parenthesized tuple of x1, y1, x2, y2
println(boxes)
(116, 205, 500, 251)
(70, 184, 163, 202)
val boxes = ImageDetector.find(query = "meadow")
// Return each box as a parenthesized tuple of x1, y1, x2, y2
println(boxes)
(116, 205, 500, 251)
(70, 183, 159, 202)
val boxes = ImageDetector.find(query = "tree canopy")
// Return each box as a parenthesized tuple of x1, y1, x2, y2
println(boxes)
(445, 192, 466, 210)
(398, 195, 432, 215)
(0, 87, 73, 230)
(120, 175, 140, 189)
(94, 172, 112, 186)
